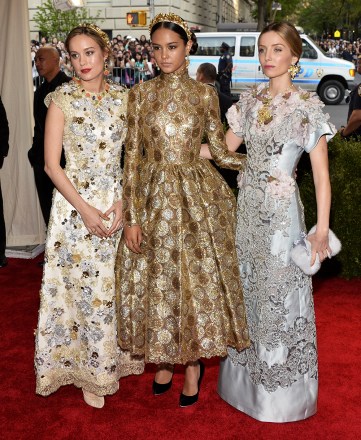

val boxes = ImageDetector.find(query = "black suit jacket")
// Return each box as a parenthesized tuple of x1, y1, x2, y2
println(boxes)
(217, 88, 233, 123)
(207, 83, 233, 123)
(28, 70, 71, 167)
(0, 96, 9, 157)
(0, 97, 9, 169)
(206, 84, 241, 188)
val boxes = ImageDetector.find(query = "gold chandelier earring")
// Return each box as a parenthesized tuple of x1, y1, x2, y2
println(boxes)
(185, 54, 190, 68)
(288, 63, 301, 80)
(104, 62, 110, 77)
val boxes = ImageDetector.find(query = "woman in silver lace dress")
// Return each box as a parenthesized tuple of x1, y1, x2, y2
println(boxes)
(34, 24, 144, 409)
(202, 22, 336, 422)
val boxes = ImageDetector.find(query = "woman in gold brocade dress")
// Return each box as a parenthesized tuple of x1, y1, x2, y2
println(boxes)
(115, 13, 250, 407)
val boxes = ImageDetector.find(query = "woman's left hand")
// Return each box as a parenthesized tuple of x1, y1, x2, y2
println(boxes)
(104, 200, 123, 237)
(307, 230, 331, 266)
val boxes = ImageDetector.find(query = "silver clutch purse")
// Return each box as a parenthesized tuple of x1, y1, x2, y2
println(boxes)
(290, 226, 341, 275)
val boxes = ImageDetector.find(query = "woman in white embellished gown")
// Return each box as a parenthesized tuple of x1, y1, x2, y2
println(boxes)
(202, 22, 336, 422)
(34, 24, 144, 409)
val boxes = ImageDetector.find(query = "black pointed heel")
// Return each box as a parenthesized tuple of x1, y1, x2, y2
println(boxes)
(152, 377, 173, 395)
(179, 360, 205, 407)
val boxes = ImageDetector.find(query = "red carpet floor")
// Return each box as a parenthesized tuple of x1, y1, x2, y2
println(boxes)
(1, 255, 360, 440)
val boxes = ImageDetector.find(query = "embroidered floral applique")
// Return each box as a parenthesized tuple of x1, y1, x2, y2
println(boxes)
(266, 169, 295, 199)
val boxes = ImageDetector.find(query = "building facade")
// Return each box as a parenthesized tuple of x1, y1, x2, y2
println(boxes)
(28, 0, 253, 40)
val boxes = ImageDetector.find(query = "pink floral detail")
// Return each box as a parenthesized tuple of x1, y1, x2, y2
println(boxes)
(266, 169, 295, 199)
(237, 171, 245, 189)
(226, 104, 243, 135)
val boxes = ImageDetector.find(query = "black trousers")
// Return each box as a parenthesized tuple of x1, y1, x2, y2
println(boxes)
(219, 77, 231, 97)
(33, 165, 55, 227)
(0, 180, 6, 259)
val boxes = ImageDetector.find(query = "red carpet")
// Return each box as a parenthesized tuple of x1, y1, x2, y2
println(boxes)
(1, 256, 360, 440)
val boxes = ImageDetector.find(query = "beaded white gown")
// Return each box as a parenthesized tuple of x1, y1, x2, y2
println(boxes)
(34, 81, 144, 397)
(218, 85, 336, 422)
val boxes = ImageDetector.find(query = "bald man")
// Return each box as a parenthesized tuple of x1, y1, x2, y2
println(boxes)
(28, 46, 70, 226)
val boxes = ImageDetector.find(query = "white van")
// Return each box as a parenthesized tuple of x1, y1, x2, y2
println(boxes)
(189, 32, 356, 104)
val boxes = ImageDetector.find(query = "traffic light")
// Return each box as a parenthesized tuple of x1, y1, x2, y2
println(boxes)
(126, 12, 147, 26)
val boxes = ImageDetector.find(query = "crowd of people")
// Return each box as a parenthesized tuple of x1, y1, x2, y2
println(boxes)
(316, 38, 361, 62)
(31, 33, 159, 89)
(30, 34, 361, 91)
(30, 35, 361, 99)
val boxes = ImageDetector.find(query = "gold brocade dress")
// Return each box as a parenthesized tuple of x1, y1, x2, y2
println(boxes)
(115, 67, 250, 364)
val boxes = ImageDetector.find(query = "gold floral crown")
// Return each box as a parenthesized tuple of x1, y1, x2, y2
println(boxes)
(80, 23, 110, 49)
(149, 13, 192, 41)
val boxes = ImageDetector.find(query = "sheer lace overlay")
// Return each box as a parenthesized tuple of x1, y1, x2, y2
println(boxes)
(218, 84, 336, 422)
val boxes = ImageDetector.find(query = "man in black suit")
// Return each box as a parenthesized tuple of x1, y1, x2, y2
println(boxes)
(28, 46, 71, 226)
(0, 96, 9, 267)
(196, 62, 233, 123)
(196, 63, 240, 188)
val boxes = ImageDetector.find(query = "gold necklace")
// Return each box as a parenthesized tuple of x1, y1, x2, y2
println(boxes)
(257, 85, 295, 125)
(257, 95, 273, 125)
(74, 78, 110, 101)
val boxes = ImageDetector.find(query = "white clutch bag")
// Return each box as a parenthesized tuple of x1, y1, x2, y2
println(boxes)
(290, 226, 341, 275)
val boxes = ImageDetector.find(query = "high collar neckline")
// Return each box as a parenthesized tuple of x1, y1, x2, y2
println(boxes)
(159, 65, 189, 83)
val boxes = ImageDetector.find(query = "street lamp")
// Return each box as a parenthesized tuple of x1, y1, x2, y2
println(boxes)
(271, 2, 282, 22)
(147, 0, 155, 20)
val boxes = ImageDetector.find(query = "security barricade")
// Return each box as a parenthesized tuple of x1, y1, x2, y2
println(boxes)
(111, 67, 151, 87)
(33, 67, 152, 91)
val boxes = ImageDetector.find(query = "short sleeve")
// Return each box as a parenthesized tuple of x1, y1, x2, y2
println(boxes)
(302, 98, 336, 153)
(226, 103, 244, 138)
(303, 121, 335, 153)
(226, 89, 251, 138)
(44, 84, 68, 111)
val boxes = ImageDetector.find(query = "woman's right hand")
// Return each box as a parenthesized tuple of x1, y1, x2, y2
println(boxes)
(124, 225, 143, 253)
(80, 204, 110, 238)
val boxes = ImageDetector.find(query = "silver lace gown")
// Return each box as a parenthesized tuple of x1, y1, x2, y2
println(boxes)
(218, 86, 336, 422)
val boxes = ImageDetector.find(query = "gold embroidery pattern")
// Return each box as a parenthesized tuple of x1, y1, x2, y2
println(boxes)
(116, 67, 249, 364)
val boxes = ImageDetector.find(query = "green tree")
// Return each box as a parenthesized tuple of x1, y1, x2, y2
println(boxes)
(253, 1, 304, 30)
(34, 0, 102, 41)
(257, 0, 268, 30)
(297, 0, 361, 37)
(269, 0, 304, 22)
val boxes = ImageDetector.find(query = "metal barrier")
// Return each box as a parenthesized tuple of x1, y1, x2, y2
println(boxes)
(111, 67, 151, 87)
(33, 67, 153, 91)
